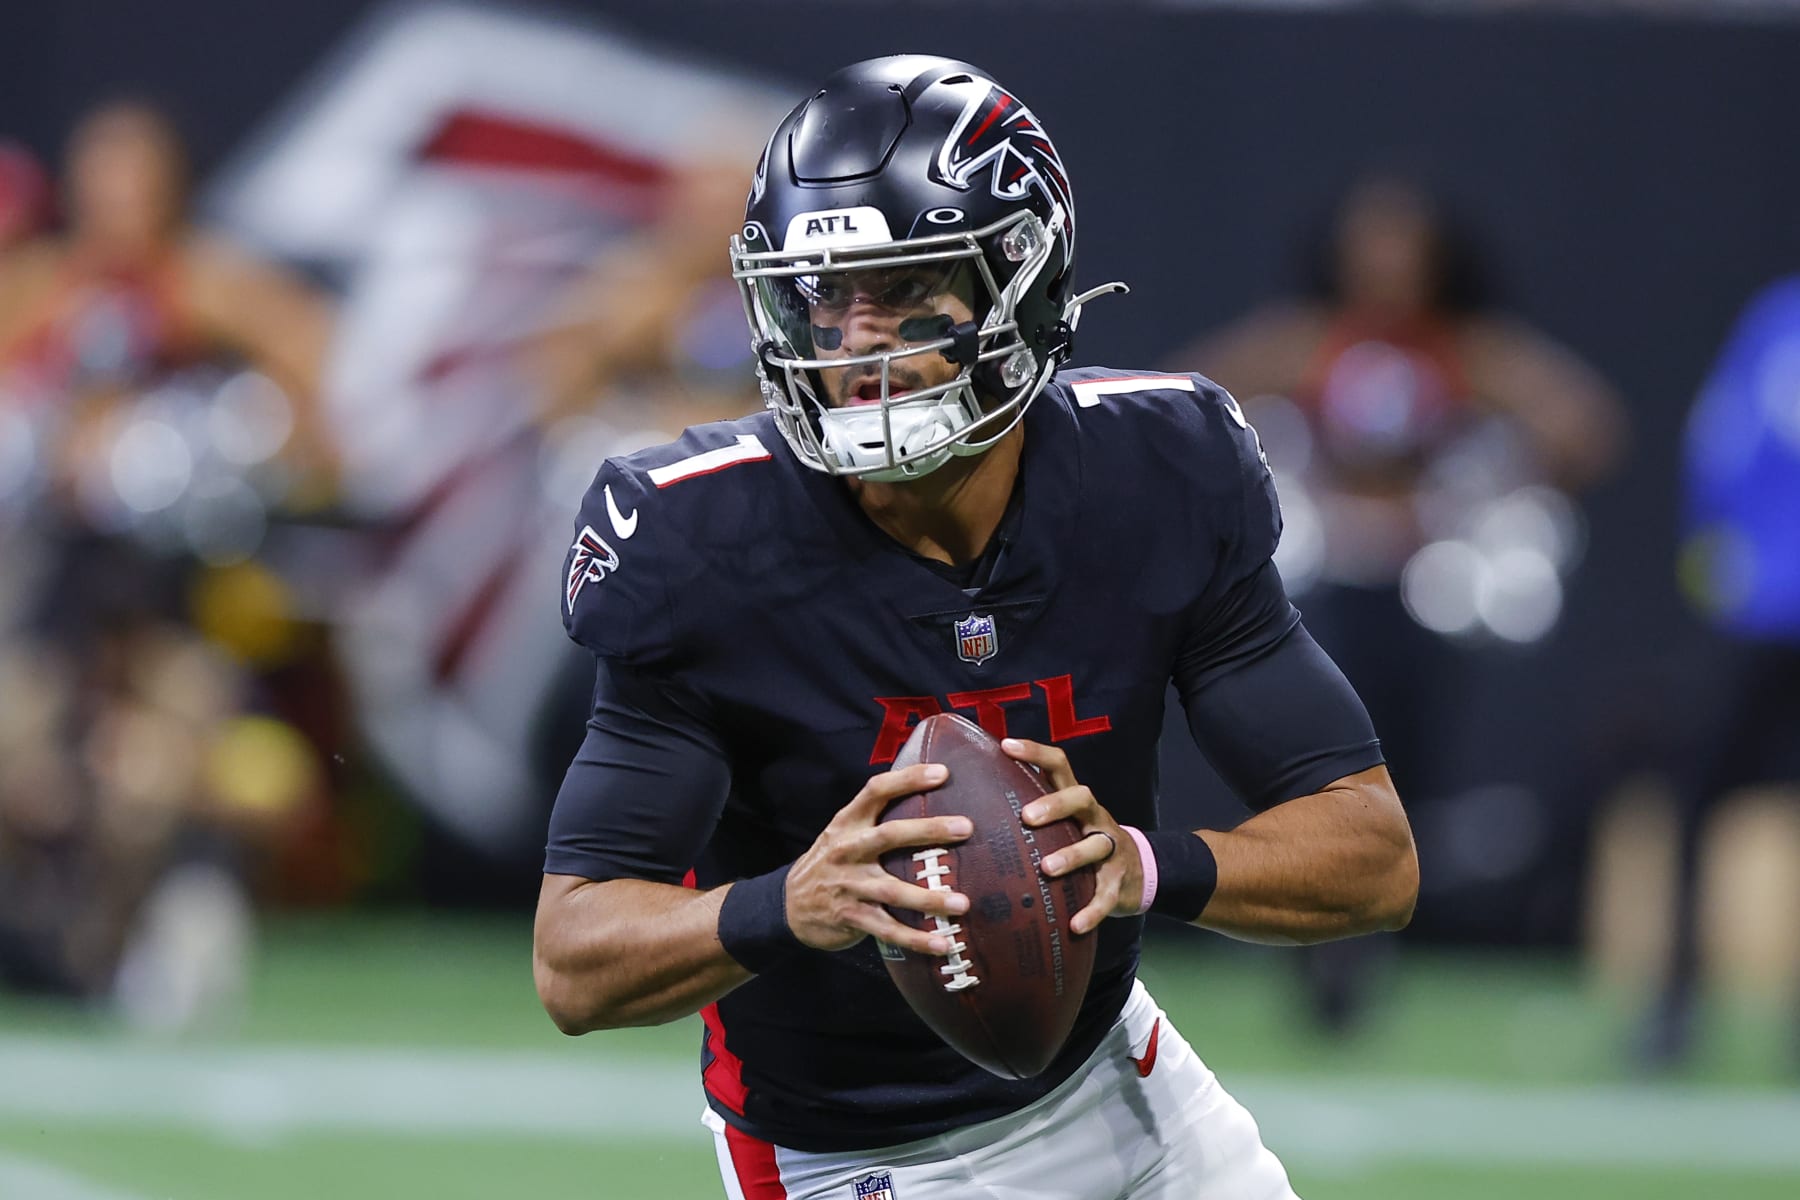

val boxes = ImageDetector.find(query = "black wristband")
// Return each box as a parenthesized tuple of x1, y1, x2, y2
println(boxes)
(717, 864, 804, 974)
(1144, 830, 1219, 922)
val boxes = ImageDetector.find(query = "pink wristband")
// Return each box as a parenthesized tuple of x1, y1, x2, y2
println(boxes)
(1121, 824, 1157, 916)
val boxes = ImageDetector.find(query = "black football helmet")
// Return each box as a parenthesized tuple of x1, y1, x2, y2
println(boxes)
(731, 55, 1124, 480)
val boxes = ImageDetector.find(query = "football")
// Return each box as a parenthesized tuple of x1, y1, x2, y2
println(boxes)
(877, 713, 1099, 1079)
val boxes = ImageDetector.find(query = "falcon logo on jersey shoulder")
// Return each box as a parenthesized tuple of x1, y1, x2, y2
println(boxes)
(932, 82, 1072, 227)
(565, 525, 620, 614)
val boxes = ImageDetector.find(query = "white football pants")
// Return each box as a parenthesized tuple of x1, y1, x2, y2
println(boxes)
(705, 979, 1300, 1200)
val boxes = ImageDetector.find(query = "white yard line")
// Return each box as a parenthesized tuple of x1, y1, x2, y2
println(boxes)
(1, 1035, 1797, 1172)
(0, 1037, 702, 1142)
(1231, 1076, 1800, 1172)
(0, 1148, 157, 1200)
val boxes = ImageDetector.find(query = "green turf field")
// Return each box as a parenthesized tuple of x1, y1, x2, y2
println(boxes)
(1, 915, 1794, 1199)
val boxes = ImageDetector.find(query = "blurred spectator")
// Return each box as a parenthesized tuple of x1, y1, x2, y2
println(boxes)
(1641, 275, 1800, 1068)
(0, 101, 336, 1028)
(0, 579, 315, 1025)
(1171, 173, 1625, 1031)
(311, 141, 760, 872)
(0, 140, 51, 251)
(0, 100, 338, 514)
(529, 153, 759, 435)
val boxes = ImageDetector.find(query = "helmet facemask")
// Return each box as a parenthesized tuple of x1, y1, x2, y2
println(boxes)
(732, 208, 1065, 482)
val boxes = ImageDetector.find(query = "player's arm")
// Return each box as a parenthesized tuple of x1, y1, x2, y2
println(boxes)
(533, 664, 970, 1034)
(536, 873, 741, 1033)
(1008, 563, 1416, 943)
(1009, 374, 1414, 942)
(1172, 567, 1416, 944)
(1181, 762, 1411, 944)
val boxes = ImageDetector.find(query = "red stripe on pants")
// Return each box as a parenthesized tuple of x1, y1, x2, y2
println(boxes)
(723, 1124, 788, 1199)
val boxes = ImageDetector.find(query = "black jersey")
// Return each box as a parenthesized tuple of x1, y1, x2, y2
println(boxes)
(547, 367, 1382, 1152)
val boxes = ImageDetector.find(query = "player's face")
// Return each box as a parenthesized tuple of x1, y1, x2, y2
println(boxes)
(798, 262, 978, 407)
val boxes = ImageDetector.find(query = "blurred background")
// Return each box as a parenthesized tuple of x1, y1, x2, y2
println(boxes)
(2, 1, 1798, 1197)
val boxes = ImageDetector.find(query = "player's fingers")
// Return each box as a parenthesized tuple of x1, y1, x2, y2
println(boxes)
(836, 763, 948, 827)
(856, 906, 955, 956)
(854, 815, 973, 859)
(1041, 828, 1116, 877)
(1071, 863, 1125, 935)
(1000, 737, 1077, 790)
(1020, 785, 1097, 829)
(864, 874, 969, 920)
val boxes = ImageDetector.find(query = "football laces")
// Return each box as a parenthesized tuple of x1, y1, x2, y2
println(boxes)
(911, 847, 980, 992)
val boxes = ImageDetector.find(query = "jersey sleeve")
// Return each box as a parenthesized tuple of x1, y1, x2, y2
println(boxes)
(561, 458, 674, 667)
(1173, 561, 1384, 812)
(1061, 368, 1280, 601)
(1168, 379, 1379, 808)
(544, 658, 731, 883)
(1185, 376, 1283, 600)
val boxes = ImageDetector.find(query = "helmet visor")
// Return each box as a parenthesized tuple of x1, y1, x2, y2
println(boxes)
(750, 259, 974, 350)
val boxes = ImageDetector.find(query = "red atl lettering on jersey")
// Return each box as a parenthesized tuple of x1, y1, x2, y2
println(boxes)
(945, 682, 1034, 740)
(868, 674, 1113, 765)
(1036, 673, 1112, 740)
(869, 697, 943, 765)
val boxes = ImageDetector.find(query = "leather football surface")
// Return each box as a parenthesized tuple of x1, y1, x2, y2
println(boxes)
(877, 713, 1098, 1078)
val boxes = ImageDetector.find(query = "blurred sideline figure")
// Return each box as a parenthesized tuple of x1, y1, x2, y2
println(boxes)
(183, 0, 788, 873)
(0, 101, 337, 496)
(529, 154, 759, 436)
(0, 101, 336, 1030)
(1172, 174, 1624, 1030)
(320, 142, 758, 870)
(0, 139, 51, 253)
(1642, 275, 1800, 1068)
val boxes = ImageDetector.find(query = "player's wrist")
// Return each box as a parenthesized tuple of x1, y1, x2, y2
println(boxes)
(1125, 828, 1217, 922)
(717, 865, 805, 973)
(1120, 825, 1158, 915)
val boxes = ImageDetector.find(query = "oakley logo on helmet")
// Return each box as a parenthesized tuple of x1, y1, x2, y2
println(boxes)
(933, 83, 1072, 225)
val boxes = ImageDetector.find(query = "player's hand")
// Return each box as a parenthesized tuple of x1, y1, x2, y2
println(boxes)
(785, 763, 972, 956)
(1001, 738, 1141, 934)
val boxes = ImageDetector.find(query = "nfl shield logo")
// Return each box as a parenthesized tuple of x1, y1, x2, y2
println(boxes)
(853, 1171, 896, 1200)
(954, 612, 999, 665)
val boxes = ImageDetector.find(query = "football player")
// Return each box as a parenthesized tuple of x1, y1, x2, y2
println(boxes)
(535, 56, 1417, 1199)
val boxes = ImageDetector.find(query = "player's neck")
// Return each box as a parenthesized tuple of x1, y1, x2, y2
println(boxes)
(846, 426, 1023, 568)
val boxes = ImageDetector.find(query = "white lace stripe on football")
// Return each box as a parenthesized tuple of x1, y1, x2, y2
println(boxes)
(913, 847, 980, 992)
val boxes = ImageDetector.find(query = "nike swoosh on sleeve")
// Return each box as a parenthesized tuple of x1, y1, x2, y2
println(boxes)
(604, 484, 638, 540)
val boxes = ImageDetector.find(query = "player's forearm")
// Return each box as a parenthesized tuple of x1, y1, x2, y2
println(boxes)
(1195, 767, 1417, 945)
(533, 876, 751, 1033)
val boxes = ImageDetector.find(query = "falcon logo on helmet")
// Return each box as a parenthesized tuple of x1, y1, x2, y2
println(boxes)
(934, 84, 1072, 234)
